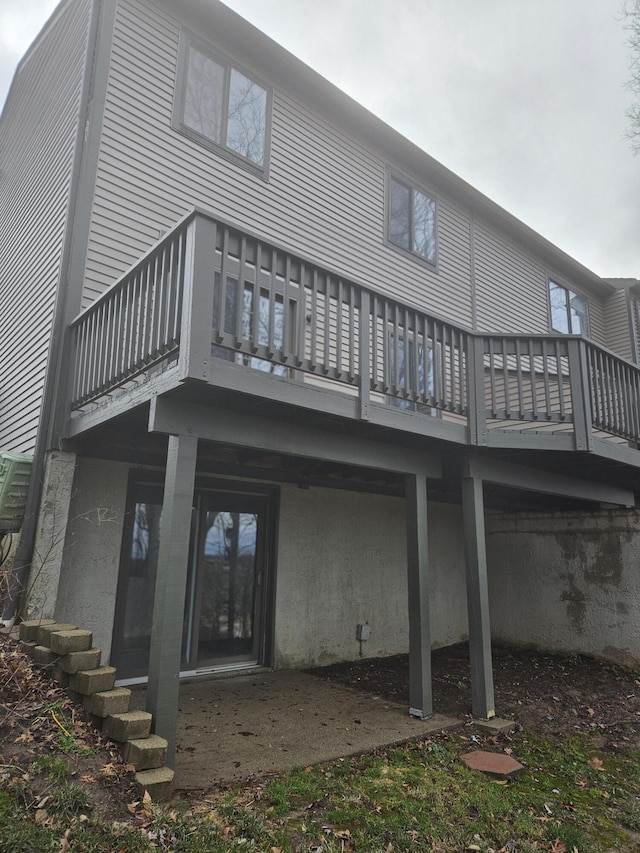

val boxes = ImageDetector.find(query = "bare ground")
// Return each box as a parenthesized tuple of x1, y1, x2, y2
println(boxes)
(306, 643, 640, 751)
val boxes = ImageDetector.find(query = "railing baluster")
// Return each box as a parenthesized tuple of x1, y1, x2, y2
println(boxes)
(336, 278, 344, 379)
(488, 338, 497, 418)
(501, 337, 510, 419)
(529, 339, 538, 421)
(359, 290, 370, 419)
(296, 261, 307, 368)
(309, 268, 318, 371)
(555, 339, 566, 421)
(541, 338, 551, 419)
(322, 273, 331, 375)
(348, 284, 356, 381)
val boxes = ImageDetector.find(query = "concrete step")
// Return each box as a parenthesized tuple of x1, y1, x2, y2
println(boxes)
(104, 710, 152, 743)
(134, 766, 174, 801)
(60, 647, 101, 674)
(32, 645, 58, 667)
(50, 629, 93, 655)
(83, 686, 132, 718)
(68, 666, 116, 696)
(37, 622, 76, 646)
(121, 735, 168, 771)
(19, 619, 55, 642)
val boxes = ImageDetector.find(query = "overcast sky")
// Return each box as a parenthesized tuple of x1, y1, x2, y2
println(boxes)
(1, 0, 639, 279)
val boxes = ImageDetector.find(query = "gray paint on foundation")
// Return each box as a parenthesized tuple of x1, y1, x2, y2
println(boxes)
(487, 509, 640, 666)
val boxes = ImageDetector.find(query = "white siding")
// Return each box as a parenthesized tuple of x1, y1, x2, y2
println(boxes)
(0, 0, 91, 453)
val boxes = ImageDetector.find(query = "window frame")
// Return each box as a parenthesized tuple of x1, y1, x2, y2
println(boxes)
(385, 169, 438, 268)
(173, 30, 272, 178)
(548, 278, 590, 336)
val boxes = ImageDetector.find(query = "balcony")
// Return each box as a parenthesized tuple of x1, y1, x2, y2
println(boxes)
(68, 209, 640, 463)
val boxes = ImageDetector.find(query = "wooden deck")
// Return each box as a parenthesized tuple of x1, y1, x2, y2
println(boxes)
(68, 208, 640, 465)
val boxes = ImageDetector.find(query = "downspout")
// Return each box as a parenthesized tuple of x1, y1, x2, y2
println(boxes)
(2, 0, 116, 624)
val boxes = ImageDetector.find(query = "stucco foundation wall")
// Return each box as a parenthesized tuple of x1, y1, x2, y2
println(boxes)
(53, 457, 129, 662)
(486, 509, 640, 665)
(274, 486, 468, 668)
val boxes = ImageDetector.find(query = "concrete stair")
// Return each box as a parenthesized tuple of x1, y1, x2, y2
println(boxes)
(18, 618, 174, 800)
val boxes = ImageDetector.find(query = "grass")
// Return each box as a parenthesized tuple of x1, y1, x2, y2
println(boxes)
(1, 727, 640, 851)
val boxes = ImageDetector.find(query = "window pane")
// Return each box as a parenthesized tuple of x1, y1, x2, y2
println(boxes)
(227, 69, 267, 165)
(389, 178, 411, 250)
(413, 190, 436, 261)
(549, 281, 569, 333)
(184, 46, 225, 143)
(568, 290, 588, 335)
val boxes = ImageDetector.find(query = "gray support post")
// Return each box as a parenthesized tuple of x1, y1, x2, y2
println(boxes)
(146, 433, 198, 767)
(405, 472, 432, 719)
(180, 213, 218, 383)
(567, 338, 594, 452)
(467, 335, 488, 446)
(461, 475, 495, 720)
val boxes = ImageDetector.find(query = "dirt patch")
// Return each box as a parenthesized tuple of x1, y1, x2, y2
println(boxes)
(0, 633, 140, 822)
(306, 643, 640, 750)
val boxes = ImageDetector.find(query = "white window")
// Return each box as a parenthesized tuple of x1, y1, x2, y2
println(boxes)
(549, 280, 589, 335)
(176, 37, 269, 171)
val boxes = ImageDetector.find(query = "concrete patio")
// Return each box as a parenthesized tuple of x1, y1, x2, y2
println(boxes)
(131, 668, 459, 791)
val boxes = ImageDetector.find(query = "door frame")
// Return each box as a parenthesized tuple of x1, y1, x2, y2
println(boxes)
(111, 470, 279, 680)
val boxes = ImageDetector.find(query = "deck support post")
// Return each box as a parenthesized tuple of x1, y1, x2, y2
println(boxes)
(462, 474, 495, 720)
(146, 433, 198, 768)
(405, 471, 432, 719)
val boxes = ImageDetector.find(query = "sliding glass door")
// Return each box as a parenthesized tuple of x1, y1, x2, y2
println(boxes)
(112, 483, 272, 679)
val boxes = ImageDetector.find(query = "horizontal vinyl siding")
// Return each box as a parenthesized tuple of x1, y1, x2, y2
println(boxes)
(0, 0, 90, 453)
(474, 219, 607, 347)
(586, 297, 606, 348)
(83, 0, 473, 324)
(603, 289, 633, 361)
(474, 220, 549, 334)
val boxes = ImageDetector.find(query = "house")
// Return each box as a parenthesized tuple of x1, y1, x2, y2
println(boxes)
(2, 0, 640, 771)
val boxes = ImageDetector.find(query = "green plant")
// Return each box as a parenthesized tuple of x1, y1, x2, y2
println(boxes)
(49, 782, 90, 819)
(30, 755, 68, 780)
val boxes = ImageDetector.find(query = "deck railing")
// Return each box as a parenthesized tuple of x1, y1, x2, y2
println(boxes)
(70, 210, 640, 450)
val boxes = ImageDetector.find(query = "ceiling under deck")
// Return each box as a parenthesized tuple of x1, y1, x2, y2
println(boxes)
(66, 382, 640, 514)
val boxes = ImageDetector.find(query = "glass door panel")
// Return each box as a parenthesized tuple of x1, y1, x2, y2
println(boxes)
(112, 485, 270, 679)
(195, 510, 259, 663)
(111, 489, 165, 678)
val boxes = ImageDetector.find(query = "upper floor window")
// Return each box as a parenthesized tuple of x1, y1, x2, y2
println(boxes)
(549, 280, 589, 335)
(388, 174, 436, 264)
(175, 36, 270, 171)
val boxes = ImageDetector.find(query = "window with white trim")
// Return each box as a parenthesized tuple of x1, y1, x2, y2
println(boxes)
(388, 174, 436, 264)
(549, 280, 589, 335)
(175, 36, 270, 171)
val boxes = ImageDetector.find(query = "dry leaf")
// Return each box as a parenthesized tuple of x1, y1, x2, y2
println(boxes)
(588, 757, 604, 771)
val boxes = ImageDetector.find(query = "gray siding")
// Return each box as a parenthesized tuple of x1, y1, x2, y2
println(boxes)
(604, 288, 633, 361)
(83, 0, 473, 324)
(473, 218, 606, 346)
(0, 0, 91, 453)
(82, 0, 613, 357)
